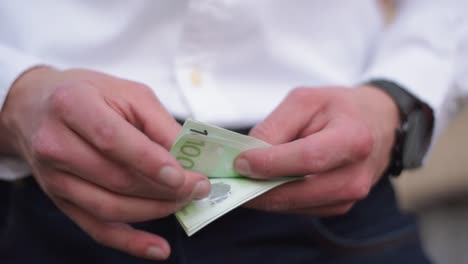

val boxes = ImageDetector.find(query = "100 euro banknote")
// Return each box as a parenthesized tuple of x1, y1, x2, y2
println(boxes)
(170, 119, 298, 236)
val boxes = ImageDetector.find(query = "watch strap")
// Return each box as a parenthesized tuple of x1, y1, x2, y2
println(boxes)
(367, 79, 434, 176)
(367, 80, 420, 123)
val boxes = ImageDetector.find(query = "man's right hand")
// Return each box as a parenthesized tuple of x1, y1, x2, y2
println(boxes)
(0, 67, 210, 260)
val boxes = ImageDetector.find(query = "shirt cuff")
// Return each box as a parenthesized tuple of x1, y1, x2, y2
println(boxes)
(0, 157, 31, 181)
(361, 43, 458, 132)
(360, 1, 466, 140)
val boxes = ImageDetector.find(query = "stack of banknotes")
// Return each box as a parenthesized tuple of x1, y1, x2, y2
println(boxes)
(170, 119, 296, 236)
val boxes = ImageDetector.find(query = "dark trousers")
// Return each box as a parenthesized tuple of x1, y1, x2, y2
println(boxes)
(0, 181, 9, 228)
(0, 175, 431, 264)
(0, 181, 10, 233)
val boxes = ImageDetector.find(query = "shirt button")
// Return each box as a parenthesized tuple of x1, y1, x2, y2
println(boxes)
(190, 69, 203, 87)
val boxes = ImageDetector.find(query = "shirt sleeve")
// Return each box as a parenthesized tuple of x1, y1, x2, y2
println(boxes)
(0, 44, 43, 181)
(361, 0, 468, 138)
(455, 29, 468, 105)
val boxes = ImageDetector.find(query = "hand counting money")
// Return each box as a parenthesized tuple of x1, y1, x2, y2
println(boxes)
(170, 119, 296, 236)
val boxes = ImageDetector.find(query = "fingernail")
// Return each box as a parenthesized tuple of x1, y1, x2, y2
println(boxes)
(146, 246, 165, 260)
(234, 158, 251, 176)
(159, 166, 184, 188)
(191, 180, 211, 200)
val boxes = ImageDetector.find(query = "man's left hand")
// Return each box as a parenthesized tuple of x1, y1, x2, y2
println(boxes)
(235, 86, 400, 216)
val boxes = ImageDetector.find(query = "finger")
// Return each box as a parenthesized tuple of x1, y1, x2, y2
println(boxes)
(62, 70, 181, 150)
(235, 120, 372, 179)
(59, 127, 211, 201)
(47, 172, 191, 223)
(119, 84, 182, 150)
(248, 88, 328, 144)
(243, 165, 372, 212)
(50, 82, 187, 188)
(53, 198, 171, 260)
(31, 120, 210, 200)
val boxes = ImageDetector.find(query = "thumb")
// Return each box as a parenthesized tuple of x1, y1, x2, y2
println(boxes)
(248, 88, 326, 145)
(108, 81, 181, 150)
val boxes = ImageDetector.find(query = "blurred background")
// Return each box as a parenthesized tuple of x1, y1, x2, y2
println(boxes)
(382, 0, 468, 261)
(393, 100, 468, 264)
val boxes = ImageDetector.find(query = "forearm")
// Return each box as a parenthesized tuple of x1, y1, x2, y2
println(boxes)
(0, 43, 49, 156)
(0, 66, 57, 157)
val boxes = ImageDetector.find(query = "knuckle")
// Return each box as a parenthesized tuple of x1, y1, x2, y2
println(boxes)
(249, 122, 276, 143)
(133, 146, 153, 169)
(250, 151, 274, 177)
(174, 177, 204, 201)
(287, 87, 311, 105)
(49, 84, 78, 116)
(301, 147, 328, 171)
(104, 204, 125, 221)
(84, 197, 107, 219)
(93, 200, 123, 221)
(351, 126, 374, 159)
(31, 127, 60, 162)
(93, 122, 118, 153)
(173, 186, 192, 201)
(107, 173, 136, 194)
(347, 175, 371, 200)
(249, 120, 288, 145)
(40, 173, 62, 194)
(260, 152, 273, 176)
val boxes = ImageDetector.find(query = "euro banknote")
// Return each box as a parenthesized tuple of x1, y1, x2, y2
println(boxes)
(170, 119, 296, 236)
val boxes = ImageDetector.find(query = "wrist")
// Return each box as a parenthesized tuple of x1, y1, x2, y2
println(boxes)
(363, 79, 434, 175)
(0, 66, 59, 156)
(354, 85, 401, 176)
(359, 85, 400, 126)
(355, 84, 400, 135)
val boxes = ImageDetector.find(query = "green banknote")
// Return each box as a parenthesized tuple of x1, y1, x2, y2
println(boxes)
(170, 119, 296, 236)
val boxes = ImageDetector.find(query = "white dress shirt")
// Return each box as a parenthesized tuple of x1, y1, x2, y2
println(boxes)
(0, 0, 466, 180)
(455, 29, 468, 107)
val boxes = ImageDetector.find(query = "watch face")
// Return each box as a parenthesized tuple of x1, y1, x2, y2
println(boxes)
(402, 109, 433, 169)
(367, 79, 434, 174)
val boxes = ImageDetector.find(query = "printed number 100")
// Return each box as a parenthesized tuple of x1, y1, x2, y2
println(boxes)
(176, 139, 205, 169)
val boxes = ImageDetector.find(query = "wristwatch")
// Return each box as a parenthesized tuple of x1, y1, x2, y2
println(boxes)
(367, 79, 435, 177)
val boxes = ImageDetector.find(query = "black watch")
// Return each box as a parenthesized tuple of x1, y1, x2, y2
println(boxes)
(367, 79, 435, 177)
